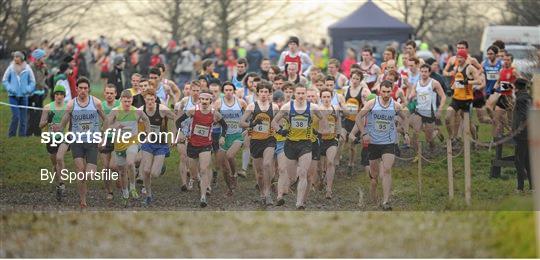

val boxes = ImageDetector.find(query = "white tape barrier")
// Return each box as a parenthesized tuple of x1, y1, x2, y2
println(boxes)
(0, 101, 45, 110)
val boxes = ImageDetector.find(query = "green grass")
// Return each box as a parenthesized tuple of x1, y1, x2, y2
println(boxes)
(0, 85, 537, 257)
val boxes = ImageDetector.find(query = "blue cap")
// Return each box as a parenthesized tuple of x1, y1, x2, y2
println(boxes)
(32, 48, 46, 59)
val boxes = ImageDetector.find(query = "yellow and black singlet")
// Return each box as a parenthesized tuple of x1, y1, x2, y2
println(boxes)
(287, 101, 312, 142)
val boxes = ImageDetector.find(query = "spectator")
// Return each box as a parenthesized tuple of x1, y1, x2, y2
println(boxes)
(108, 55, 126, 99)
(513, 78, 532, 192)
(2, 51, 36, 137)
(52, 63, 72, 101)
(27, 48, 48, 136)
(246, 43, 263, 73)
(64, 55, 78, 98)
(174, 44, 195, 88)
(341, 48, 357, 77)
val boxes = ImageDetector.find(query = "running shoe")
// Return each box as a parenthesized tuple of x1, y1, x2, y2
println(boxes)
(276, 198, 285, 206)
(55, 184, 63, 202)
(141, 187, 147, 197)
(382, 202, 392, 211)
(143, 196, 152, 206)
(180, 184, 188, 192)
(130, 188, 139, 199)
(187, 178, 194, 190)
(296, 204, 305, 210)
(206, 186, 212, 196)
(237, 170, 247, 178)
(325, 192, 332, 200)
(212, 171, 218, 186)
(200, 197, 208, 208)
(265, 196, 274, 206)
(106, 192, 113, 200)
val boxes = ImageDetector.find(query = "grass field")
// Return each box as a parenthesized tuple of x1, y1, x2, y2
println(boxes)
(0, 85, 537, 257)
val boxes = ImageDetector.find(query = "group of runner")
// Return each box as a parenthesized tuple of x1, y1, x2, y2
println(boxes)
(41, 36, 527, 210)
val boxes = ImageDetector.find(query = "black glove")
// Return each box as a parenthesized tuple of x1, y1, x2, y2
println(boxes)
(47, 111, 55, 124)
(276, 128, 288, 136)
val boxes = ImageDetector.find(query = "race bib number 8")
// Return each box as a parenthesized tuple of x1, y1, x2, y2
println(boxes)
(194, 124, 210, 137)
(291, 117, 308, 129)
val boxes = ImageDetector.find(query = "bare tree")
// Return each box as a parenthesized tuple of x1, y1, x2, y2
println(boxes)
(210, 0, 291, 52)
(3, 0, 95, 50)
(503, 0, 540, 26)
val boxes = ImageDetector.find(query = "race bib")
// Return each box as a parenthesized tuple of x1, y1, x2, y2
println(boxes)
(150, 125, 161, 134)
(193, 124, 210, 137)
(328, 122, 335, 133)
(375, 119, 390, 132)
(253, 121, 269, 133)
(80, 121, 92, 131)
(346, 104, 359, 114)
(454, 82, 465, 89)
(486, 72, 499, 81)
(291, 117, 308, 129)
(225, 119, 239, 130)
(419, 93, 429, 102)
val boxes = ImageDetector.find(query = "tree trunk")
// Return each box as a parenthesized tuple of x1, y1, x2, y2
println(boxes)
(171, 0, 181, 41)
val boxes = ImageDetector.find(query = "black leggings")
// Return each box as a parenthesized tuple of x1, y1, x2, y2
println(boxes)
(514, 139, 532, 191)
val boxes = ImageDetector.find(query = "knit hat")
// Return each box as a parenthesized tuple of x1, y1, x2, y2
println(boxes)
(53, 85, 66, 94)
(13, 51, 24, 59)
(288, 36, 299, 46)
(457, 49, 468, 59)
(32, 49, 46, 59)
(113, 55, 125, 66)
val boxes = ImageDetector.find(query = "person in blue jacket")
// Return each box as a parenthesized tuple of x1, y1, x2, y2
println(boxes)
(2, 51, 36, 137)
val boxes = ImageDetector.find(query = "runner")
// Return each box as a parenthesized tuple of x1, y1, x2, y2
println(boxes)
(209, 80, 223, 189)
(240, 81, 279, 205)
(381, 47, 397, 73)
(307, 66, 323, 88)
(277, 36, 313, 77)
(56, 77, 106, 208)
(128, 73, 142, 96)
(156, 63, 181, 105)
(39, 85, 69, 202)
(490, 53, 521, 137)
(271, 83, 327, 209)
(149, 67, 177, 106)
(285, 62, 308, 85)
(176, 90, 227, 207)
(107, 89, 151, 206)
(272, 90, 292, 205)
(231, 58, 248, 89)
(408, 64, 446, 151)
(99, 84, 120, 200)
(175, 80, 201, 191)
(140, 88, 177, 206)
(341, 70, 370, 175)
(327, 59, 348, 91)
(272, 74, 286, 91)
(133, 78, 161, 108)
(351, 80, 410, 210)
(358, 48, 381, 91)
(318, 88, 343, 199)
(214, 82, 248, 195)
(306, 88, 321, 193)
(445, 49, 481, 147)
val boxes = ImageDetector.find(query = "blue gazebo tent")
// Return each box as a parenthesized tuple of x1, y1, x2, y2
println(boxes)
(328, 0, 414, 60)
